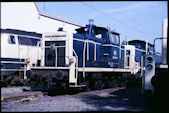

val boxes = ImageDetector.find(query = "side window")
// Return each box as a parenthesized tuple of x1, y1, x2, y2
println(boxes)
(140, 43, 146, 50)
(149, 45, 154, 52)
(18, 36, 40, 46)
(126, 50, 130, 55)
(96, 34, 102, 39)
(8, 35, 16, 44)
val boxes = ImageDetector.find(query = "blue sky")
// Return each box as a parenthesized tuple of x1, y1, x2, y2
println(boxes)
(36, 1, 168, 53)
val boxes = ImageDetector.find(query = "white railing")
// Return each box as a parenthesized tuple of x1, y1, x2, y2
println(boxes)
(46, 45, 79, 79)
(72, 49, 78, 79)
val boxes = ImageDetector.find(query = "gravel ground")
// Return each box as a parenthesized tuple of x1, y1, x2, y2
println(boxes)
(1, 86, 31, 97)
(1, 86, 165, 112)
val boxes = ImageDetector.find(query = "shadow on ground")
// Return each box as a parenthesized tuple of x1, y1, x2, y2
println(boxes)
(78, 87, 167, 111)
(28, 85, 81, 96)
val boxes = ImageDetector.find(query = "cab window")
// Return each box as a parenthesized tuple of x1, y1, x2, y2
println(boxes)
(110, 33, 119, 44)
(8, 35, 16, 44)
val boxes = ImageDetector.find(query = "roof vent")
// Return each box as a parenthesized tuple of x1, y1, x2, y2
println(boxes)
(89, 19, 94, 25)
(58, 27, 63, 31)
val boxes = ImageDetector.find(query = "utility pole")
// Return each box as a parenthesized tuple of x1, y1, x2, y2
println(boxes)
(43, 2, 46, 11)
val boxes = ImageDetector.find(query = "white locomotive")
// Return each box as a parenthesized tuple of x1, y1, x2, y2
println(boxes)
(0, 29, 42, 86)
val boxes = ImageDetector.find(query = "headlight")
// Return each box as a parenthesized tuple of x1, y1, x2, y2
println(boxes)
(146, 56, 153, 63)
(69, 57, 76, 64)
(146, 64, 153, 70)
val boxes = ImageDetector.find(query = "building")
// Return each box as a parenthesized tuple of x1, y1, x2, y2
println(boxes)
(1, 2, 84, 33)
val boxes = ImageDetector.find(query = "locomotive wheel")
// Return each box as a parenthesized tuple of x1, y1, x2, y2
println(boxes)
(4, 75, 13, 86)
(55, 70, 66, 80)
(94, 80, 104, 90)
(83, 81, 91, 91)
(10, 75, 24, 86)
(3, 72, 24, 86)
(99, 80, 105, 89)
(107, 80, 112, 88)
(94, 81, 99, 90)
(118, 77, 126, 87)
(108, 79, 118, 88)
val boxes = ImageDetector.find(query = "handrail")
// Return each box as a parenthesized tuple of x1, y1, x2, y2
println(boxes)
(153, 37, 167, 54)
(83, 41, 87, 78)
(46, 45, 66, 48)
(73, 49, 78, 79)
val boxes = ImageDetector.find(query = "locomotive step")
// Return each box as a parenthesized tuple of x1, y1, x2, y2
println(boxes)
(69, 84, 86, 88)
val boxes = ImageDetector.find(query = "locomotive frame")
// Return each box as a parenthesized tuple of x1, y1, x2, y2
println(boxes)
(29, 23, 142, 90)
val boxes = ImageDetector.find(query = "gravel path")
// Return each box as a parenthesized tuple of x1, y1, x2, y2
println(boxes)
(1, 87, 163, 112)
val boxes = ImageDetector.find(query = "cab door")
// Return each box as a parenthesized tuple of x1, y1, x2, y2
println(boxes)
(45, 41, 65, 67)
(124, 45, 135, 69)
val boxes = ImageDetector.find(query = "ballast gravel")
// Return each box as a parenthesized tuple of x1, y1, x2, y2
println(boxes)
(1, 87, 162, 112)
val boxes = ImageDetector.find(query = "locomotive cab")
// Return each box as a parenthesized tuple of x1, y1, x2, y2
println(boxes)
(41, 31, 73, 67)
(75, 22, 120, 46)
(74, 20, 121, 68)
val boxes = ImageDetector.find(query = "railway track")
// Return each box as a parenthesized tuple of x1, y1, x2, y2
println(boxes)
(1, 76, 140, 101)
(2, 91, 43, 101)
(1, 85, 126, 102)
(2, 86, 164, 112)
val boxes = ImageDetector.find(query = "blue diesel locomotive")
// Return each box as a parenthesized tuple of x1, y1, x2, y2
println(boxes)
(28, 20, 161, 90)
(128, 40, 161, 65)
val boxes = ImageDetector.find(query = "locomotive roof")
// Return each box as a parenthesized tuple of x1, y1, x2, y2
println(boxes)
(1, 29, 42, 38)
(128, 40, 154, 46)
(75, 25, 120, 35)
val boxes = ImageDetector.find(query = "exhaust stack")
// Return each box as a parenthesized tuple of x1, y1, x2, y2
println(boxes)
(89, 19, 94, 25)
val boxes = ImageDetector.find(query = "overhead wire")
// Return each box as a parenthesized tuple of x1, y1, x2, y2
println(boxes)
(81, 2, 154, 38)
